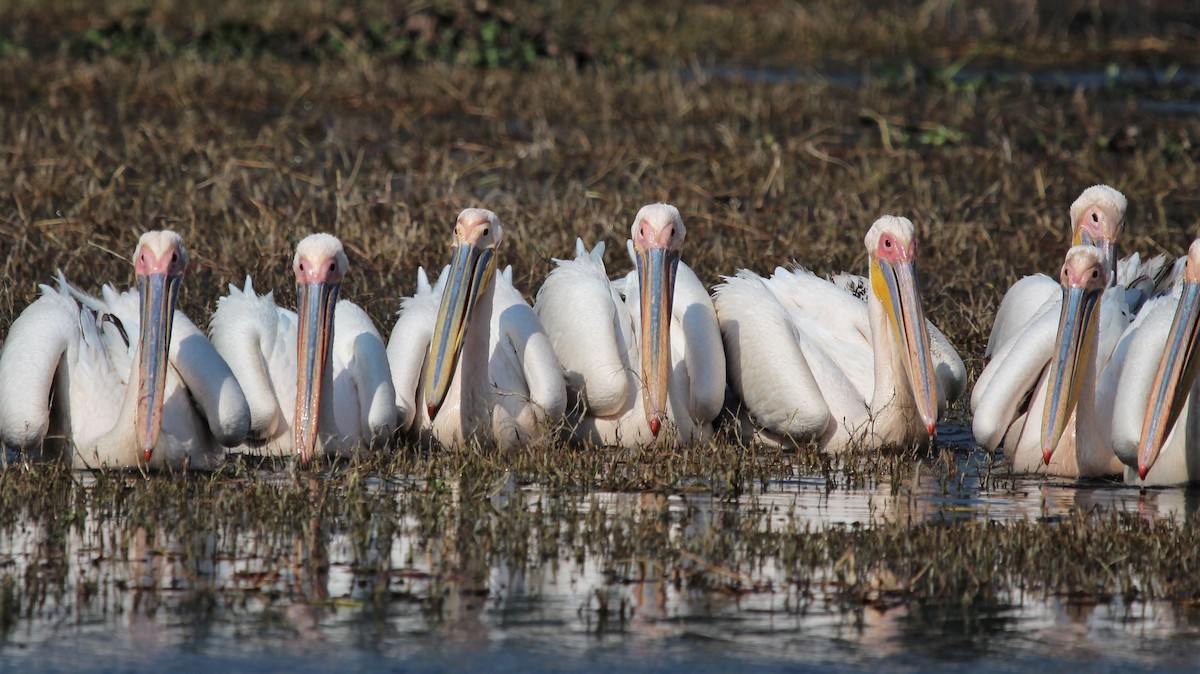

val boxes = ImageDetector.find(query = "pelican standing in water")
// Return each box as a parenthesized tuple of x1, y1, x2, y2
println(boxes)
(713, 215, 962, 452)
(0, 231, 250, 470)
(534, 204, 726, 447)
(972, 187, 1170, 469)
(209, 234, 397, 463)
(387, 208, 566, 449)
(1109, 240, 1200, 485)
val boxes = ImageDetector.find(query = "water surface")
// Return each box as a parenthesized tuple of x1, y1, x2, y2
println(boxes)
(2, 426, 1198, 672)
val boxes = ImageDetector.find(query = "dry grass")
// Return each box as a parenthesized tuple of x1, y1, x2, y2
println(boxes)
(1, 5, 1197, 380)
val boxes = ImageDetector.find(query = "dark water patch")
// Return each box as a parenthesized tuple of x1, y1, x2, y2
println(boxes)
(695, 64, 1200, 91)
(693, 64, 1200, 116)
(1137, 100, 1200, 116)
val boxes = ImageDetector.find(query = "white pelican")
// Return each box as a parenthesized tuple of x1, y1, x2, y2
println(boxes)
(972, 187, 1171, 473)
(208, 234, 397, 463)
(1109, 240, 1200, 485)
(387, 208, 566, 449)
(0, 231, 250, 470)
(713, 215, 962, 452)
(1032, 245, 1126, 477)
(984, 184, 1132, 358)
(533, 204, 726, 447)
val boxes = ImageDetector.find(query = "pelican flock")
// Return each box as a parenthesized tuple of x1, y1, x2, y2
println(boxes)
(972, 185, 1173, 476)
(0, 194, 1196, 485)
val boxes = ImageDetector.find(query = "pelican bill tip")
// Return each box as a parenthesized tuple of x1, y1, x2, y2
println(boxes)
(427, 401, 437, 421)
(649, 415, 661, 437)
(1042, 447, 1053, 465)
(1138, 464, 1150, 481)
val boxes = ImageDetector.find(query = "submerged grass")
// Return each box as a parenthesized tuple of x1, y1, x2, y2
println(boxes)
(0, 0, 1199, 648)
(0, 456, 1197, 644)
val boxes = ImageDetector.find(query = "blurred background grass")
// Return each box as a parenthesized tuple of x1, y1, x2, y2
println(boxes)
(0, 0, 1197, 390)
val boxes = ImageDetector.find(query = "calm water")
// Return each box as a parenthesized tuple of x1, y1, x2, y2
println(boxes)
(2, 425, 1200, 672)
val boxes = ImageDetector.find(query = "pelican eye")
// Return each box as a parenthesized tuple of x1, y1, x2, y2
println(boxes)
(171, 252, 178, 263)
(329, 261, 336, 273)
(482, 227, 489, 237)
(1091, 269, 1099, 279)
(1091, 212, 1099, 223)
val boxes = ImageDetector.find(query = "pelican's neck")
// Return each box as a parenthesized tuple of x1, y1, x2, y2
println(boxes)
(224, 324, 283, 440)
(866, 290, 926, 446)
(1074, 349, 1106, 472)
(316, 318, 341, 439)
(458, 276, 498, 440)
(86, 343, 146, 467)
(1061, 320, 1119, 476)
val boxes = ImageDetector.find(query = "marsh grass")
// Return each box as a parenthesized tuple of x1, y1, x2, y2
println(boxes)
(1, 0, 1200, 647)
(1, 452, 1198, 641)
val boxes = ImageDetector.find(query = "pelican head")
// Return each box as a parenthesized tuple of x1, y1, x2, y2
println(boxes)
(1069, 185, 1127, 284)
(292, 233, 347, 464)
(1041, 245, 1107, 464)
(425, 208, 503, 420)
(864, 215, 938, 438)
(132, 230, 189, 462)
(1135, 239, 1200, 480)
(631, 203, 685, 437)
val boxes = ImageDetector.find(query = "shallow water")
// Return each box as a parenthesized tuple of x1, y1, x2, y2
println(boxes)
(2, 427, 1199, 672)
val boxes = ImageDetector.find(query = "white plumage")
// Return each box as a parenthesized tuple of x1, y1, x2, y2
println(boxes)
(209, 234, 397, 461)
(1109, 241, 1200, 485)
(387, 208, 566, 449)
(714, 215, 962, 452)
(534, 204, 726, 447)
(972, 185, 1174, 476)
(0, 231, 250, 470)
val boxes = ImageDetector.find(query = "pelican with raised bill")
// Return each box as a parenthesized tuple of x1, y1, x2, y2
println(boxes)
(387, 208, 566, 449)
(0, 231, 251, 470)
(209, 234, 397, 463)
(534, 204, 726, 447)
(1109, 240, 1200, 485)
(713, 215, 963, 452)
(972, 186, 1171, 469)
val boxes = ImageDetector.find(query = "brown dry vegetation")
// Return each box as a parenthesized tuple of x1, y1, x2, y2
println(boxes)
(1, 0, 1198, 381)
(1, 1, 1200, 652)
